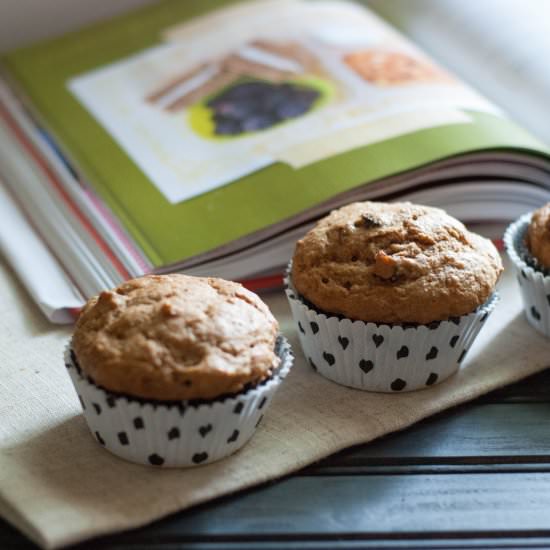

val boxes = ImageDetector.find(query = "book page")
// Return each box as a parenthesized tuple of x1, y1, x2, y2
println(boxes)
(368, 0, 550, 145)
(67, 0, 495, 203)
(6, 0, 548, 268)
(0, 184, 83, 322)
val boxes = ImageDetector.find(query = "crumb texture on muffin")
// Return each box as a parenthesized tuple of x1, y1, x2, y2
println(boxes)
(527, 203, 550, 268)
(72, 275, 279, 401)
(291, 201, 503, 324)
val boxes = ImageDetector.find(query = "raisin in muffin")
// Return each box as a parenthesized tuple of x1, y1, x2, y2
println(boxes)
(286, 201, 501, 392)
(65, 274, 293, 467)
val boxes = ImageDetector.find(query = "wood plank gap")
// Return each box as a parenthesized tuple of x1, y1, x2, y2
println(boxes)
(302, 463, 550, 476)
(78, 538, 550, 550)
(78, 530, 550, 547)
(308, 455, 550, 470)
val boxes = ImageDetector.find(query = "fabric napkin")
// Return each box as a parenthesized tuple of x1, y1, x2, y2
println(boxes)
(0, 257, 549, 549)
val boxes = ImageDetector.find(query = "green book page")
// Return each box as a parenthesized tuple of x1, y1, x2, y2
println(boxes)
(3, 0, 549, 267)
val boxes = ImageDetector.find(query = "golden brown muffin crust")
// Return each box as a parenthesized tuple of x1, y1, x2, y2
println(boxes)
(72, 275, 279, 401)
(291, 202, 502, 324)
(527, 203, 550, 268)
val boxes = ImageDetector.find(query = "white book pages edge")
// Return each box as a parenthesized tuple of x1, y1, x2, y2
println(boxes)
(0, 184, 83, 323)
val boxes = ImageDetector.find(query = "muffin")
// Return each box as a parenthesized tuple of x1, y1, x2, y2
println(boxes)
(286, 201, 501, 392)
(504, 203, 550, 337)
(65, 274, 293, 467)
(526, 204, 550, 269)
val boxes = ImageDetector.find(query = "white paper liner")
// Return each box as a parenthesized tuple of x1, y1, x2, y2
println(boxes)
(64, 337, 293, 467)
(285, 272, 498, 392)
(504, 212, 550, 338)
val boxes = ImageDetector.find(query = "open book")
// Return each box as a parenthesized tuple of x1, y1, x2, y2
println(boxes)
(1, 0, 550, 322)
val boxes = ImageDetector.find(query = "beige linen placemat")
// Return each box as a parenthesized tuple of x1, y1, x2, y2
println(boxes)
(1, 257, 549, 549)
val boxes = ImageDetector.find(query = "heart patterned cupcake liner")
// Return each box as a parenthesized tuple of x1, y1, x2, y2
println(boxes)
(285, 269, 498, 393)
(64, 336, 293, 467)
(504, 212, 550, 338)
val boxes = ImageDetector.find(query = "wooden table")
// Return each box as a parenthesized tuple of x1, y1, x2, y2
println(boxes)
(3, 365, 550, 549)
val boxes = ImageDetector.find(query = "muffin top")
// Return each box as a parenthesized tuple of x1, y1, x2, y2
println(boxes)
(72, 274, 280, 401)
(291, 201, 502, 324)
(527, 203, 550, 268)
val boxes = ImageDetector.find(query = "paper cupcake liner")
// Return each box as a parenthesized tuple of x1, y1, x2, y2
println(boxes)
(285, 271, 498, 392)
(64, 336, 293, 467)
(504, 212, 550, 337)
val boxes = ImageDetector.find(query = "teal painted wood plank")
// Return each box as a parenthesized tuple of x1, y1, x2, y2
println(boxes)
(6, 519, 550, 550)
(320, 402, 550, 465)
(135, 473, 550, 537)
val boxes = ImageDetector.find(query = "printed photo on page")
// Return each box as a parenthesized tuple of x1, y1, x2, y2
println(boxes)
(68, 0, 498, 203)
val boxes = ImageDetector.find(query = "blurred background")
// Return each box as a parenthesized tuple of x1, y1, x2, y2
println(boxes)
(0, 0, 156, 51)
